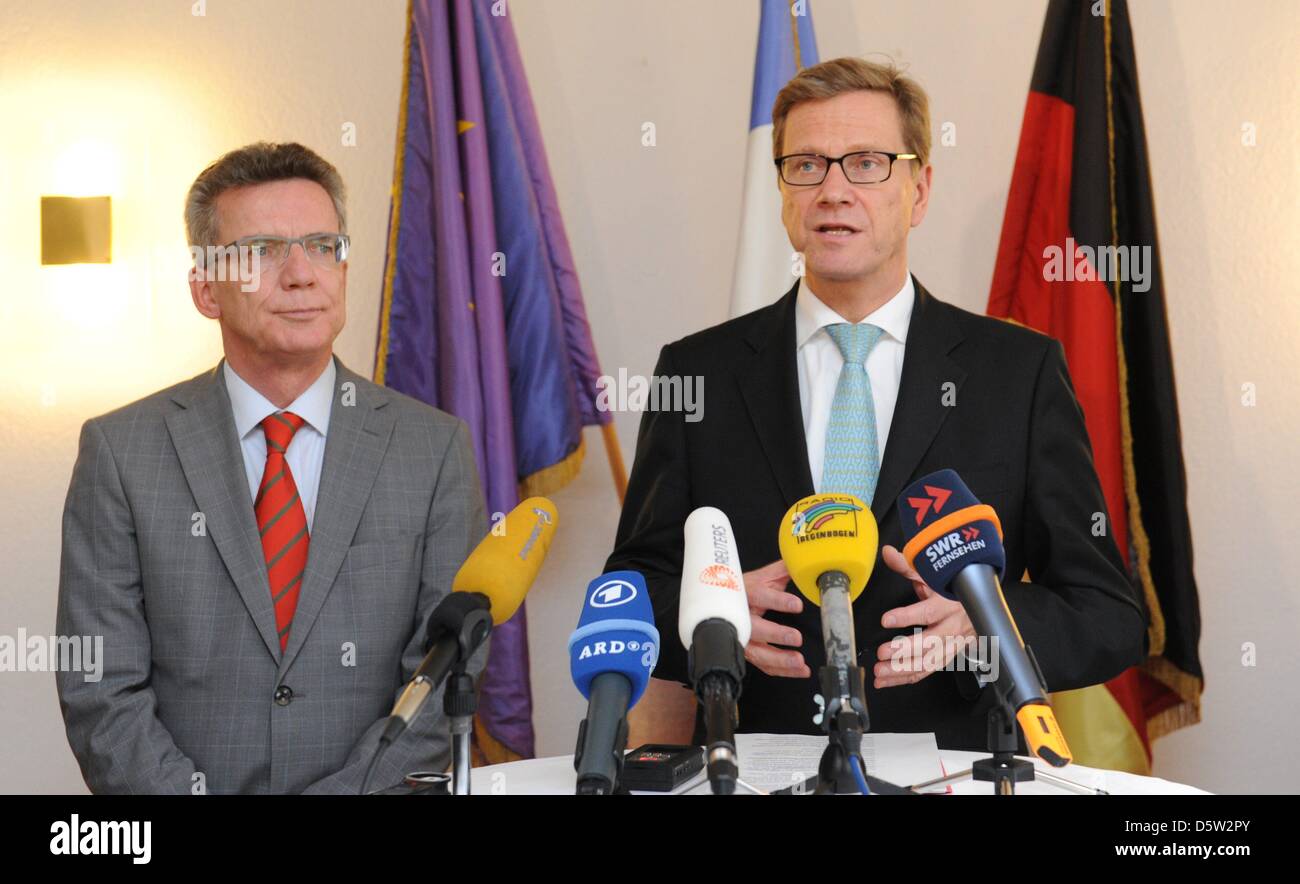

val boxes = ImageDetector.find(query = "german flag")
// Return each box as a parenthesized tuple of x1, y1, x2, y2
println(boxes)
(987, 0, 1202, 773)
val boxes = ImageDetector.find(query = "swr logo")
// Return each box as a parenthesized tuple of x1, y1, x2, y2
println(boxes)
(907, 485, 953, 525)
(961, 527, 979, 541)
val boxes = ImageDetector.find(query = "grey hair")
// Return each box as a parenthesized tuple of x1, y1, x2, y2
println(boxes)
(184, 141, 347, 248)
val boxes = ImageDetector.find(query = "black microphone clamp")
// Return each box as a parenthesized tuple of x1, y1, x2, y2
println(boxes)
(687, 619, 746, 796)
(818, 662, 870, 736)
(426, 591, 494, 659)
(687, 618, 747, 695)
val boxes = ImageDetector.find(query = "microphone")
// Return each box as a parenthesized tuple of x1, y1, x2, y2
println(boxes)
(678, 507, 749, 796)
(452, 496, 559, 623)
(896, 470, 1072, 767)
(778, 493, 878, 736)
(567, 571, 659, 795)
(382, 497, 559, 744)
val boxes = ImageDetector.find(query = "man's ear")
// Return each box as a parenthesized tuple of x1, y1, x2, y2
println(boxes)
(189, 262, 221, 320)
(909, 163, 933, 229)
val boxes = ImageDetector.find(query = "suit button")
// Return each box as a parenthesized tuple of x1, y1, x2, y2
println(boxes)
(274, 685, 294, 706)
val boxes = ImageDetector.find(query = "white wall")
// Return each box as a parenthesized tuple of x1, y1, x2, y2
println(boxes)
(1, 0, 1295, 794)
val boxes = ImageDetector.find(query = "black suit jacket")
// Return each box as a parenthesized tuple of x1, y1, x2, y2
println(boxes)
(604, 278, 1147, 751)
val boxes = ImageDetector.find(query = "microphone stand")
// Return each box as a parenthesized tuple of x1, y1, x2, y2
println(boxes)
(804, 664, 912, 795)
(444, 608, 493, 795)
(770, 665, 910, 795)
(906, 676, 1104, 796)
(778, 571, 910, 796)
(445, 669, 476, 795)
(700, 675, 739, 795)
(687, 619, 746, 796)
(361, 593, 493, 796)
(573, 676, 632, 795)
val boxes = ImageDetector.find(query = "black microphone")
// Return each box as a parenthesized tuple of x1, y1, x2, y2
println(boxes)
(896, 469, 1072, 766)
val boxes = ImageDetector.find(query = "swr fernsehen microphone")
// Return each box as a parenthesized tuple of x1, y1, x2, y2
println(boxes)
(568, 571, 659, 795)
(779, 494, 877, 734)
(678, 507, 749, 795)
(381, 497, 559, 745)
(896, 470, 1072, 767)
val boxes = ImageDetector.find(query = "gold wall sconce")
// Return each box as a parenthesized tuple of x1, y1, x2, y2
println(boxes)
(41, 195, 112, 264)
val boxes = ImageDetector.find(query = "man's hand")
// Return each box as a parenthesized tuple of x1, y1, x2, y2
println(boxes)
(741, 560, 811, 679)
(873, 545, 975, 689)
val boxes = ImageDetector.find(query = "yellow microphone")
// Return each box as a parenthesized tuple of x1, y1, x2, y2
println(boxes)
(452, 496, 558, 624)
(777, 493, 878, 747)
(778, 493, 879, 605)
(379, 497, 558, 773)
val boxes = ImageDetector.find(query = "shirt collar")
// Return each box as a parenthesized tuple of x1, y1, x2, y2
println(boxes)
(223, 357, 336, 440)
(795, 273, 915, 351)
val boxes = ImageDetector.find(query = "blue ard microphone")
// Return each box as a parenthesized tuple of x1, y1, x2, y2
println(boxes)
(897, 469, 1072, 766)
(568, 571, 660, 795)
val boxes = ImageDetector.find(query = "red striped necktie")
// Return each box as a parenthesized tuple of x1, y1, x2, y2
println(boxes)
(255, 411, 309, 653)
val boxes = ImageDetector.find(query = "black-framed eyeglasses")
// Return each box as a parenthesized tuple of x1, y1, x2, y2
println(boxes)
(221, 232, 350, 267)
(775, 151, 918, 186)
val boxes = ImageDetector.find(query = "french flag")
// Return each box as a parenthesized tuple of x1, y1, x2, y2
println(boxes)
(728, 0, 820, 318)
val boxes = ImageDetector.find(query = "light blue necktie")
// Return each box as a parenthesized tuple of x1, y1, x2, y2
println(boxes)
(821, 323, 885, 505)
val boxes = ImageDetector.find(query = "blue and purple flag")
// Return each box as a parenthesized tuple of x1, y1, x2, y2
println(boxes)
(375, 0, 610, 760)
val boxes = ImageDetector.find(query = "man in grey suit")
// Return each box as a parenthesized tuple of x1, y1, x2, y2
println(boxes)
(56, 142, 487, 794)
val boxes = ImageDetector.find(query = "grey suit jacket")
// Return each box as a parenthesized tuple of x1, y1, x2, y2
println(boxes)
(55, 356, 487, 794)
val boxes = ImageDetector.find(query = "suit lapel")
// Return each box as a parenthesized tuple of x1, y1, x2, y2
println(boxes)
(871, 278, 967, 528)
(737, 284, 816, 509)
(166, 363, 283, 660)
(279, 357, 396, 674)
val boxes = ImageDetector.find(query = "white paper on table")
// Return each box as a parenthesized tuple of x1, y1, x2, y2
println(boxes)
(723, 732, 945, 794)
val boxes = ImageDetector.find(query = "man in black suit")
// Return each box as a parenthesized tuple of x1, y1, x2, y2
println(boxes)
(604, 57, 1146, 751)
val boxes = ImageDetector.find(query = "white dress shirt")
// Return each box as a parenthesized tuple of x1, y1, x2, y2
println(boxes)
(796, 274, 915, 494)
(223, 358, 336, 532)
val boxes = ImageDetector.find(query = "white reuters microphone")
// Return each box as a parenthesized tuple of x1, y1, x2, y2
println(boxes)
(679, 508, 751, 649)
(679, 507, 748, 795)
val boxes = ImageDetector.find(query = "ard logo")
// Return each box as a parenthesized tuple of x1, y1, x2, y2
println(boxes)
(589, 579, 637, 608)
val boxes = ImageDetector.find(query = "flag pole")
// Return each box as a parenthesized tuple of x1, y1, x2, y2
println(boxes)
(788, 2, 803, 70)
(601, 423, 628, 505)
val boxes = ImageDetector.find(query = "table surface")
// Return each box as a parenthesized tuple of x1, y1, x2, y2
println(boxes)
(468, 743, 1209, 796)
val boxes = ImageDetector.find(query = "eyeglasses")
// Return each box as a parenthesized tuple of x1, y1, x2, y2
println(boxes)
(774, 151, 918, 186)
(223, 232, 350, 268)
